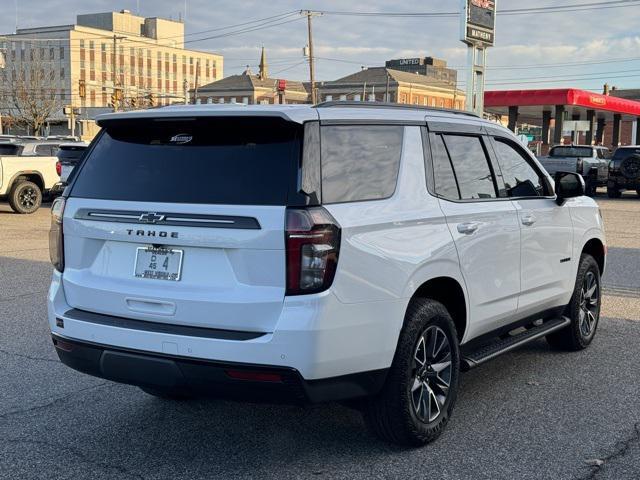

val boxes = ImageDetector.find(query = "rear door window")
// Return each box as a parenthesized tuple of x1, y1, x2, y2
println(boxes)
(441, 135, 497, 199)
(320, 125, 403, 203)
(70, 117, 302, 205)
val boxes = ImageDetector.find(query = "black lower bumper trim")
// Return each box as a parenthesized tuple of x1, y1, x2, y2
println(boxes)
(52, 335, 387, 404)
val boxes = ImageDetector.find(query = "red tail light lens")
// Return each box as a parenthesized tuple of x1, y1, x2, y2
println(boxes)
(286, 207, 340, 295)
(55, 161, 62, 176)
(49, 197, 65, 272)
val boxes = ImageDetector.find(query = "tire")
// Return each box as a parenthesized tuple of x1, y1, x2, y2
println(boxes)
(546, 254, 601, 351)
(607, 185, 622, 198)
(585, 177, 597, 197)
(8, 180, 42, 214)
(140, 386, 193, 400)
(363, 299, 460, 446)
(620, 154, 640, 180)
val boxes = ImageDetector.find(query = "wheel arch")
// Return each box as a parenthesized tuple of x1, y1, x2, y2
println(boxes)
(8, 171, 45, 192)
(581, 237, 606, 275)
(409, 276, 467, 343)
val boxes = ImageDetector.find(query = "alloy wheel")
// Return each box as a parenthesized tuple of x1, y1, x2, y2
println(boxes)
(411, 325, 452, 423)
(579, 271, 599, 338)
(19, 187, 37, 209)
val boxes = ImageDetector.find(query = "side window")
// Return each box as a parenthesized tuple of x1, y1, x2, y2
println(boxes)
(35, 144, 51, 156)
(493, 138, 545, 198)
(321, 125, 403, 203)
(431, 134, 460, 200)
(442, 135, 496, 199)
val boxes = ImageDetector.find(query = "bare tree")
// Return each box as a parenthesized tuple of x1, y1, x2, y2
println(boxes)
(1, 49, 62, 135)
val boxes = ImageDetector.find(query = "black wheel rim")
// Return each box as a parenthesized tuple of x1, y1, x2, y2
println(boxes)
(19, 187, 38, 209)
(579, 271, 599, 337)
(411, 326, 452, 423)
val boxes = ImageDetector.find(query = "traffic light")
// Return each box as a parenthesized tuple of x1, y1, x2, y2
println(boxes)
(130, 97, 137, 108)
(147, 93, 155, 107)
(78, 80, 86, 99)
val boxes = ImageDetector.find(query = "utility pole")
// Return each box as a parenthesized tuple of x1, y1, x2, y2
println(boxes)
(193, 59, 200, 104)
(183, 78, 189, 105)
(112, 34, 126, 112)
(302, 10, 321, 104)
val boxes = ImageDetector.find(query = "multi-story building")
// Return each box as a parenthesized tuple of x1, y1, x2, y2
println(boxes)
(317, 65, 466, 110)
(384, 57, 458, 88)
(0, 10, 223, 115)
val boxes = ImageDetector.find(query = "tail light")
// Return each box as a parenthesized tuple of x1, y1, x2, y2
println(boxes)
(285, 207, 340, 295)
(576, 158, 584, 174)
(55, 161, 62, 176)
(49, 197, 65, 272)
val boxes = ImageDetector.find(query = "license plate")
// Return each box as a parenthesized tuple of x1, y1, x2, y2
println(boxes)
(61, 165, 74, 182)
(134, 247, 183, 281)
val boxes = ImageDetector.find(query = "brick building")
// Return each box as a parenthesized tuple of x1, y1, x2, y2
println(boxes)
(193, 48, 308, 105)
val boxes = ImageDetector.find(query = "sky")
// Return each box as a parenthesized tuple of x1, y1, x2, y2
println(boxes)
(2, 0, 640, 92)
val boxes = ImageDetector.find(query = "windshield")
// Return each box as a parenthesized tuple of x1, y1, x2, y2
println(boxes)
(550, 146, 593, 158)
(70, 117, 302, 205)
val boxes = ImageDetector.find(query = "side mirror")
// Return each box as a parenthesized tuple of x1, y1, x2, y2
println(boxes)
(554, 171, 585, 205)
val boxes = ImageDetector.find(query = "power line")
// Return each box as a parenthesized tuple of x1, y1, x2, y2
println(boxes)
(319, 0, 640, 17)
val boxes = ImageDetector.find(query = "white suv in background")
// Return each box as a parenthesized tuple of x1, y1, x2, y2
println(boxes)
(48, 103, 606, 446)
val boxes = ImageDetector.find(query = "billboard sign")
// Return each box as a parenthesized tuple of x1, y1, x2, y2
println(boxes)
(461, 0, 496, 46)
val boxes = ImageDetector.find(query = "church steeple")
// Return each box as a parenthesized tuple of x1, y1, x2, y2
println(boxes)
(258, 46, 268, 80)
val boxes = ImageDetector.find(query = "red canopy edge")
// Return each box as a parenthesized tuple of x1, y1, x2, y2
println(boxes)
(484, 89, 640, 117)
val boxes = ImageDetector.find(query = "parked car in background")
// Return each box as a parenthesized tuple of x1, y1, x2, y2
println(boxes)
(0, 140, 60, 213)
(51, 142, 89, 197)
(49, 103, 606, 446)
(538, 145, 610, 196)
(607, 146, 640, 198)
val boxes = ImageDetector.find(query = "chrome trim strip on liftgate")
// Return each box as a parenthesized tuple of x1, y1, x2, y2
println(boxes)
(74, 209, 261, 229)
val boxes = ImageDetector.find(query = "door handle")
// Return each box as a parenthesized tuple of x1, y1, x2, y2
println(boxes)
(521, 214, 537, 226)
(457, 222, 480, 235)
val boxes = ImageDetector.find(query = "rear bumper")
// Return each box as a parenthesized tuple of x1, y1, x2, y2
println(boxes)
(52, 334, 387, 404)
(48, 270, 405, 384)
(608, 177, 640, 190)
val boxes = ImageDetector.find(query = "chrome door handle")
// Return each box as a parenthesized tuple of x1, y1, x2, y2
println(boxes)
(521, 214, 537, 226)
(457, 222, 480, 235)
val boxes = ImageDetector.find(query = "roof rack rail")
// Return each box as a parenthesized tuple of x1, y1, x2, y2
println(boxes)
(314, 101, 479, 118)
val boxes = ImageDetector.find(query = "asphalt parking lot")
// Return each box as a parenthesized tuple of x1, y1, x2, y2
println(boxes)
(1, 192, 640, 480)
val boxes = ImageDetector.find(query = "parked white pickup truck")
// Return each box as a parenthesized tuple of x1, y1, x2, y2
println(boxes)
(0, 141, 61, 213)
(538, 145, 611, 196)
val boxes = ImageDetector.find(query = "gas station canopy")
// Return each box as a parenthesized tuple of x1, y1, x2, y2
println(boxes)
(484, 88, 640, 146)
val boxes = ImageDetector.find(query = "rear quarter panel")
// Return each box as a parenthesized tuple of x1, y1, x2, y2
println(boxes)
(0, 156, 59, 193)
(324, 126, 466, 339)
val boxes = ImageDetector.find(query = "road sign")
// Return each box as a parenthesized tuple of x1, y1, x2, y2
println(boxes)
(563, 120, 591, 133)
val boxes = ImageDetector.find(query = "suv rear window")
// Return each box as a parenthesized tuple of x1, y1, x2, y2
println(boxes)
(550, 146, 592, 158)
(612, 147, 640, 161)
(70, 117, 302, 205)
(57, 146, 87, 162)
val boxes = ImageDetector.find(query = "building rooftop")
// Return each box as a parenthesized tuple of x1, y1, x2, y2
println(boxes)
(321, 67, 463, 92)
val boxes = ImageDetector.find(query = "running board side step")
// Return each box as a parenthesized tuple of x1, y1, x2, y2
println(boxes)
(461, 317, 571, 371)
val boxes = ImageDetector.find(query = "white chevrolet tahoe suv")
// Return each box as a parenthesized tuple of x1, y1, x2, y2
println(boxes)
(48, 103, 606, 446)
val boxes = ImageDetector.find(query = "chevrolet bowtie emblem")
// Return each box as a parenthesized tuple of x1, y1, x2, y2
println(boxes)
(138, 212, 165, 224)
